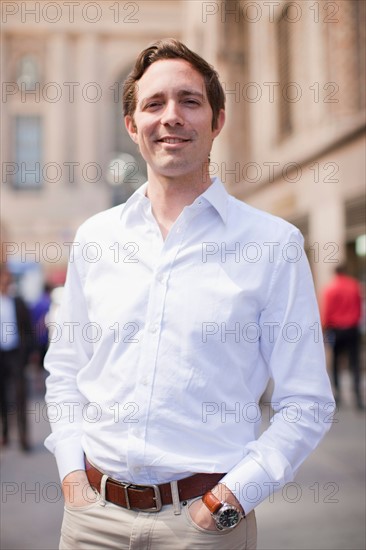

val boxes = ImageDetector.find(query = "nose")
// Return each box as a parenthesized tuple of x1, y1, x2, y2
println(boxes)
(160, 100, 184, 126)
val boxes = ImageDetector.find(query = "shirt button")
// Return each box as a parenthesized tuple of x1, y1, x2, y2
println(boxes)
(134, 467, 141, 474)
(150, 323, 159, 333)
(157, 274, 166, 284)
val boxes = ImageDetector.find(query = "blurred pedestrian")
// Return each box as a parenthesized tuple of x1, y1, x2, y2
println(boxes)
(45, 38, 334, 550)
(0, 263, 34, 450)
(322, 265, 364, 409)
(30, 282, 52, 367)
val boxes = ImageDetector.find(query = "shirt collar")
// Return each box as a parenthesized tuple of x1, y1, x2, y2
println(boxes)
(120, 177, 229, 224)
(119, 181, 150, 226)
(122, 181, 149, 210)
(198, 177, 228, 224)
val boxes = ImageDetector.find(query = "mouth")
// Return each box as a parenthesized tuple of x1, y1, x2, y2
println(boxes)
(156, 137, 191, 144)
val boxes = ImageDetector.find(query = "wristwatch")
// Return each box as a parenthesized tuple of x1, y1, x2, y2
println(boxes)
(202, 491, 244, 531)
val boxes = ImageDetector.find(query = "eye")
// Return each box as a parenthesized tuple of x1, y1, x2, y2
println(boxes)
(144, 101, 162, 110)
(184, 99, 200, 106)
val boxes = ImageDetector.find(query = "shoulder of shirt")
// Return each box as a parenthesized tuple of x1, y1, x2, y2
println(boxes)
(227, 193, 303, 242)
(73, 203, 126, 239)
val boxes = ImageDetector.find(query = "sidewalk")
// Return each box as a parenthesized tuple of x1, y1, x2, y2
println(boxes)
(0, 370, 365, 550)
(257, 397, 365, 549)
(0, 373, 63, 550)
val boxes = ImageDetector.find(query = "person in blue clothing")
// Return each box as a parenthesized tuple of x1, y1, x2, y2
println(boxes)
(30, 283, 52, 367)
(0, 263, 34, 450)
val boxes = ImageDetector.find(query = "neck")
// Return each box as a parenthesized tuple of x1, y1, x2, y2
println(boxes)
(146, 167, 212, 239)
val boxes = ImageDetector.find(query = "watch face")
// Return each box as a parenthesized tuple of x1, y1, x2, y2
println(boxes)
(216, 506, 240, 530)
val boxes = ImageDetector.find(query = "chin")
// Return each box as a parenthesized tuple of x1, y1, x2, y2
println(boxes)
(153, 162, 191, 177)
(154, 158, 205, 178)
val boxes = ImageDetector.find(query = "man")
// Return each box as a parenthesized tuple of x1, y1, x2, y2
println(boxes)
(322, 265, 363, 409)
(45, 39, 335, 550)
(0, 263, 33, 451)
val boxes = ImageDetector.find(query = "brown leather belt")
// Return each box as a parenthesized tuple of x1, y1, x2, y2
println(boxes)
(85, 457, 225, 512)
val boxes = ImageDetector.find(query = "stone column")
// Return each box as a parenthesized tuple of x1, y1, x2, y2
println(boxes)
(44, 32, 69, 172)
(74, 32, 99, 175)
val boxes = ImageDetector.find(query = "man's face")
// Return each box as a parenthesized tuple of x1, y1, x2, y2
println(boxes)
(125, 59, 225, 181)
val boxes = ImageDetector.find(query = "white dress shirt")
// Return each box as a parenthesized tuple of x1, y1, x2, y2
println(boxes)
(44, 177, 334, 513)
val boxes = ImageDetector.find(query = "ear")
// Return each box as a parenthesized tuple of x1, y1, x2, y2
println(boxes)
(125, 115, 138, 144)
(212, 109, 225, 139)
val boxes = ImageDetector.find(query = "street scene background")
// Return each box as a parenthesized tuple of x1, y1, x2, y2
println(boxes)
(1, 1, 365, 549)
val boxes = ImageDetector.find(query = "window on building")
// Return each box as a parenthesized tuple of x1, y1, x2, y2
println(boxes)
(345, 196, 366, 280)
(277, 4, 293, 139)
(220, 0, 246, 65)
(325, 0, 366, 116)
(352, 0, 366, 111)
(14, 116, 42, 188)
(16, 55, 40, 89)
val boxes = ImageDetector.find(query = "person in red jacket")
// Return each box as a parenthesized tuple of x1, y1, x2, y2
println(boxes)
(322, 265, 364, 409)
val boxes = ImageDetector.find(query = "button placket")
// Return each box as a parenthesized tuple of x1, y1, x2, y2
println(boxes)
(124, 211, 165, 478)
(126, 223, 187, 476)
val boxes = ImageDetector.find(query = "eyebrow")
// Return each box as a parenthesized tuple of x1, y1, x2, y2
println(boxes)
(178, 89, 205, 100)
(140, 89, 206, 106)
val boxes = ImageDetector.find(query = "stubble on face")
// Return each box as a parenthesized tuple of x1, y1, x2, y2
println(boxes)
(125, 59, 224, 188)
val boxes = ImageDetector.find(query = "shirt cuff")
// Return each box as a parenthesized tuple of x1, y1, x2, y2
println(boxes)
(54, 438, 85, 482)
(220, 456, 280, 515)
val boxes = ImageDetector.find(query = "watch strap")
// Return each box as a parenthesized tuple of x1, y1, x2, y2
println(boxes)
(202, 491, 222, 514)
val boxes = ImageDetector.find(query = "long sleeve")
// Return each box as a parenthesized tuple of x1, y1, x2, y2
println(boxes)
(44, 235, 94, 481)
(222, 230, 335, 513)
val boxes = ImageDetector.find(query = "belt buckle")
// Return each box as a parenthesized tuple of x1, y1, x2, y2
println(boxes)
(120, 482, 132, 509)
(142, 484, 162, 512)
(121, 482, 162, 512)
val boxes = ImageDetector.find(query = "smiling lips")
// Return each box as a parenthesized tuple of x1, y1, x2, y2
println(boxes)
(157, 136, 191, 144)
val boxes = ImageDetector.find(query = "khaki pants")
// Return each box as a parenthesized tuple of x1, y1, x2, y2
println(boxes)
(60, 496, 257, 550)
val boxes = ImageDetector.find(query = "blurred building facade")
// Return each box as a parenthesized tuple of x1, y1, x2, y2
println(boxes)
(183, 0, 366, 292)
(1, 0, 182, 286)
(1, 0, 365, 295)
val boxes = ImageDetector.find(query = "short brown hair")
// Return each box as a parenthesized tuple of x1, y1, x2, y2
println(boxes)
(123, 38, 225, 130)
